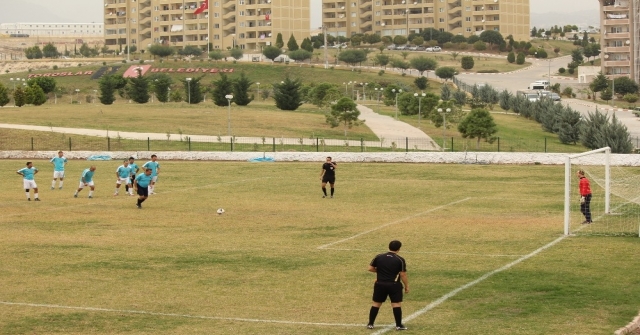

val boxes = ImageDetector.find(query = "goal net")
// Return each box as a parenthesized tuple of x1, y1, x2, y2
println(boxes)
(564, 147, 640, 237)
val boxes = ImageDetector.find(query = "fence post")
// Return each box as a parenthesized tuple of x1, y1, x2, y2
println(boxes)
(544, 137, 547, 153)
(497, 137, 500, 152)
(316, 137, 319, 152)
(188, 137, 191, 151)
(107, 137, 111, 151)
(231, 137, 234, 152)
(68, 137, 72, 151)
(273, 137, 276, 152)
(405, 137, 408, 152)
(31, 137, 34, 151)
(361, 138, 364, 152)
(451, 137, 453, 152)
(147, 137, 150, 151)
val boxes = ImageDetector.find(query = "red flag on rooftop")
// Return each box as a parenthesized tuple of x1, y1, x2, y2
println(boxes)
(194, 0, 208, 15)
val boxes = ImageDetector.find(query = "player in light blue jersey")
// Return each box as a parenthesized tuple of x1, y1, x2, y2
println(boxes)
(50, 150, 68, 190)
(17, 162, 40, 201)
(134, 168, 154, 209)
(142, 154, 160, 194)
(74, 166, 97, 198)
(114, 160, 133, 196)
(126, 157, 139, 194)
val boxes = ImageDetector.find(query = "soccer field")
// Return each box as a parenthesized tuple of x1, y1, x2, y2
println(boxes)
(0, 160, 639, 334)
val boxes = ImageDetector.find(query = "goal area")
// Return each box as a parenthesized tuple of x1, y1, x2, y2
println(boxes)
(564, 147, 640, 237)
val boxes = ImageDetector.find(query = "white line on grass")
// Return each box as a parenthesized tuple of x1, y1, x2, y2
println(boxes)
(317, 197, 472, 250)
(321, 247, 525, 258)
(0, 301, 363, 328)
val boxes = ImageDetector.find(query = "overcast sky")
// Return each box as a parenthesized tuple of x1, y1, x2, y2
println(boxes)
(0, 0, 599, 27)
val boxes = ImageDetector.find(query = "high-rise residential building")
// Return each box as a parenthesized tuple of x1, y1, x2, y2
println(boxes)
(104, 0, 310, 53)
(598, 0, 639, 83)
(322, 0, 530, 43)
(0, 23, 104, 37)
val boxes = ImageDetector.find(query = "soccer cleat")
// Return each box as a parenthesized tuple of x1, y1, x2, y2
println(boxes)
(51, 186, 54, 190)
(367, 324, 374, 329)
(74, 194, 78, 198)
(27, 198, 31, 201)
(88, 196, 93, 199)
(59, 187, 63, 190)
(322, 195, 326, 198)
(330, 195, 334, 198)
(114, 193, 119, 196)
(34, 198, 40, 201)
(395, 325, 407, 331)
(136, 203, 141, 209)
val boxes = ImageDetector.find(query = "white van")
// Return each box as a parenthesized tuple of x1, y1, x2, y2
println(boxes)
(528, 82, 546, 90)
(534, 80, 550, 86)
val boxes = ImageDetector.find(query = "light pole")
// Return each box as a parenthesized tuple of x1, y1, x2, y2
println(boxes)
(414, 92, 425, 128)
(375, 87, 381, 113)
(392, 88, 402, 120)
(343, 82, 348, 94)
(437, 107, 452, 152)
(74, 88, 80, 104)
(93, 89, 97, 104)
(186, 77, 192, 104)
(9, 78, 15, 91)
(225, 94, 233, 136)
(256, 82, 260, 98)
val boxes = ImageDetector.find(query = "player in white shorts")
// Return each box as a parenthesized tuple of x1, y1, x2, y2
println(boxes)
(142, 154, 160, 194)
(114, 160, 133, 196)
(17, 162, 40, 201)
(74, 166, 97, 198)
(50, 150, 68, 190)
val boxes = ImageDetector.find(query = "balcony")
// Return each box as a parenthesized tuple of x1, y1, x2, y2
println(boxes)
(604, 19, 630, 26)
(604, 60, 631, 67)
(603, 5, 629, 12)
(604, 46, 630, 53)
(604, 32, 630, 39)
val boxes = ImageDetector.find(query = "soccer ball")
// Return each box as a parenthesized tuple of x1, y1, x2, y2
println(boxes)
(216, 208, 225, 215)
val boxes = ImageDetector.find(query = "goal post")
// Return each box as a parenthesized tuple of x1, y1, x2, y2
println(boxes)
(564, 147, 610, 236)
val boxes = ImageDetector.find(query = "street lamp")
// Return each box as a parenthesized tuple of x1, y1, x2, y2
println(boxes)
(186, 77, 192, 104)
(392, 88, 402, 120)
(375, 87, 381, 113)
(225, 94, 233, 136)
(437, 107, 452, 152)
(74, 88, 80, 104)
(256, 82, 260, 98)
(414, 92, 426, 128)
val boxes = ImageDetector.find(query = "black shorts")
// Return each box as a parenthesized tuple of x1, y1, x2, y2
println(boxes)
(372, 281, 403, 303)
(137, 185, 149, 197)
(322, 176, 335, 184)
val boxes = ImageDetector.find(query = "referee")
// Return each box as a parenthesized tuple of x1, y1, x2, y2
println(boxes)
(367, 240, 409, 331)
(320, 156, 337, 198)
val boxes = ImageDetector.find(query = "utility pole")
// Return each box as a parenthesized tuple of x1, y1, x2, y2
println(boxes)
(323, 25, 328, 69)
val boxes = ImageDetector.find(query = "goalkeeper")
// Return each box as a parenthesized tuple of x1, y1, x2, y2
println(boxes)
(577, 170, 592, 224)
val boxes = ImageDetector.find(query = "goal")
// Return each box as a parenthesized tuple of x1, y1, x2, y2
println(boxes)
(564, 147, 640, 237)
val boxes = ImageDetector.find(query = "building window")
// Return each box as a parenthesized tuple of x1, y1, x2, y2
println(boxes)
(439, 18, 444, 22)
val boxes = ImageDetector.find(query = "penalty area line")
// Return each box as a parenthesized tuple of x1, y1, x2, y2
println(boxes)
(320, 247, 525, 258)
(0, 301, 362, 328)
(317, 197, 472, 250)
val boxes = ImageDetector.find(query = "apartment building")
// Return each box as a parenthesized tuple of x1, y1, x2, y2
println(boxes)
(322, 0, 530, 42)
(598, 0, 639, 83)
(104, 0, 310, 53)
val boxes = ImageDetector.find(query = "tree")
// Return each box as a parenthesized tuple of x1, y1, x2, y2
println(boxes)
(457, 108, 498, 149)
(435, 67, 456, 82)
(229, 48, 243, 60)
(98, 75, 119, 105)
(325, 97, 363, 136)
(479, 30, 504, 50)
(350, 35, 362, 46)
(498, 89, 512, 111)
(441, 84, 452, 101)
(128, 70, 150, 104)
(516, 52, 526, 65)
(0, 84, 9, 107)
(452, 89, 468, 106)
(275, 33, 285, 49)
(287, 34, 299, 51)
(338, 49, 367, 67)
(390, 59, 410, 73)
(613, 77, 639, 96)
(179, 45, 203, 56)
(151, 74, 172, 103)
(24, 46, 43, 59)
(393, 35, 408, 45)
(600, 88, 613, 101)
(460, 56, 474, 70)
(181, 76, 204, 104)
(273, 77, 303, 111)
(531, 27, 538, 37)
(410, 56, 438, 77)
(13, 87, 26, 107)
(27, 77, 56, 94)
(580, 109, 633, 153)
(79, 43, 92, 58)
(233, 72, 254, 106)
(414, 76, 428, 90)
(556, 107, 582, 145)
(42, 43, 59, 58)
(288, 49, 312, 63)
(308, 83, 342, 108)
(375, 54, 390, 68)
(624, 93, 638, 104)
(571, 48, 584, 64)
(212, 73, 234, 106)
(149, 44, 175, 59)
(507, 51, 515, 63)
(209, 50, 224, 62)
(589, 72, 609, 100)
(262, 45, 282, 62)
(412, 36, 424, 46)
(301, 38, 314, 52)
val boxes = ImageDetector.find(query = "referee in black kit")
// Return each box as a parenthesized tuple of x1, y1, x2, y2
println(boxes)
(367, 240, 409, 331)
(320, 156, 337, 198)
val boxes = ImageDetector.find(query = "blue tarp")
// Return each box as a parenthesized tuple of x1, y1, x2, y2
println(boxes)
(248, 157, 275, 162)
(87, 155, 112, 161)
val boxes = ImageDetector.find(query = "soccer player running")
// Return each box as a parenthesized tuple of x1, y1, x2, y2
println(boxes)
(114, 160, 133, 196)
(142, 154, 160, 194)
(74, 166, 97, 198)
(50, 150, 68, 190)
(17, 162, 40, 201)
(578, 169, 593, 224)
(134, 168, 153, 209)
(320, 156, 337, 198)
(126, 157, 139, 194)
(367, 240, 409, 331)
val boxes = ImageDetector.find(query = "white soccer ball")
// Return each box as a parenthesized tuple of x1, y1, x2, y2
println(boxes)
(216, 208, 225, 215)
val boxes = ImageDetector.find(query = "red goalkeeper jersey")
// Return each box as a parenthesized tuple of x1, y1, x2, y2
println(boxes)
(579, 177, 591, 196)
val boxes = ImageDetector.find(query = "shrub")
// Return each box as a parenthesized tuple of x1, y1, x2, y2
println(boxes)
(516, 52, 526, 65)
(624, 93, 638, 104)
(473, 41, 487, 51)
(477, 69, 499, 73)
(507, 51, 515, 63)
(378, 70, 385, 76)
(568, 68, 575, 74)
(558, 67, 566, 74)
(52, 65, 58, 70)
(460, 56, 474, 70)
(443, 42, 454, 49)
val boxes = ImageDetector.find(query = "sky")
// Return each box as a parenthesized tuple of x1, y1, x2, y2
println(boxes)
(0, 0, 600, 27)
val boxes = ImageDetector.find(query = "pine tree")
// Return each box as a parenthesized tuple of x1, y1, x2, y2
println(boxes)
(287, 34, 299, 51)
(0, 83, 10, 107)
(13, 87, 26, 107)
(99, 75, 118, 105)
(233, 72, 254, 106)
(275, 33, 284, 49)
(300, 38, 313, 52)
(580, 109, 633, 153)
(274, 77, 303, 111)
(181, 76, 204, 104)
(212, 73, 234, 107)
(153, 74, 172, 103)
(128, 70, 150, 104)
(556, 106, 582, 144)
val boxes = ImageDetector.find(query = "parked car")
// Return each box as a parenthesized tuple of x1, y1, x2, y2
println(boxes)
(415, 46, 425, 51)
(396, 45, 410, 50)
(386, 44, 397, 50)
(425, 46, 441, 52)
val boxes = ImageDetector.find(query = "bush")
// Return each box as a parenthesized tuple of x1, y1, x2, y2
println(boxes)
(443, 42, 454, 49)
(624, 93, 638, 104)
(507, 51, 515, 63)
(568, 68, 575, 74)
(52, 65, 58, 70)
(516, 52, 526, 65)
(477, 69, 499, 73)
(460, 56, 474, 70)
(378, 70, 385, 76)
(473, 41, 487, 51)
(558, 67, 566, 74)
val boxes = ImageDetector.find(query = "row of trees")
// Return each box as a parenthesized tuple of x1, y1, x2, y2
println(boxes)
(25, 42, 110, 59)
(0, 76, 58, 107)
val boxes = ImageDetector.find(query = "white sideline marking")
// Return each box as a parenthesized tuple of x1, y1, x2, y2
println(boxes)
(371, 234, 568, 335)
(321, 247, 525, 258)
(317, 197, 472, 250)
(0, 301, 362, 328)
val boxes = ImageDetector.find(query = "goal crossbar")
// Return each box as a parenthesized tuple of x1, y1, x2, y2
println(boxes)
(564, 147, 611, 235)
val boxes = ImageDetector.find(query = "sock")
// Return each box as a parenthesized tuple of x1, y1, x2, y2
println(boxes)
(368, 306, 380, 326)
(34, 193, 39, 199)
(331, 187, 335, 196)
(322, 187, 327, 196)
(140, 198, 146, 203)
(125, 185, 129, 191)
(393, 307, 403, 327)
(25, 191, 30, 199)
(74, 191, 78, 196)
(52, 180, 56, 188)
(59, 181, 63, 188)
(88, 191, 94, 197)
(115, 188, 119, 194)
(150, 185, 154, 193)
(137, 199, 142, 205)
